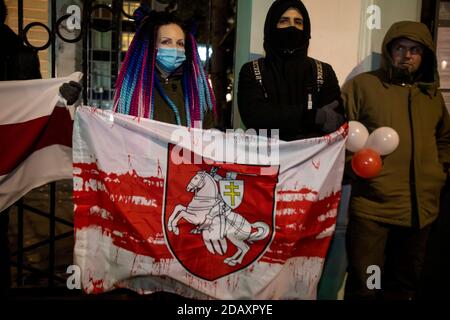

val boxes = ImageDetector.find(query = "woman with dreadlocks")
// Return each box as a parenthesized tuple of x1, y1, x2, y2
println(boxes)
(114, 6, 216, 128)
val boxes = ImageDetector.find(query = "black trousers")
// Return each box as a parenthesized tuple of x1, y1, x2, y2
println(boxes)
(0, 208, 11, 294)
(344, 214, 431, 300)
(418, 181, 450, 299)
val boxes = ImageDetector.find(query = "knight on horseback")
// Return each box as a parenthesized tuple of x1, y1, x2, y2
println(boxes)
(167, 167, 270, 266)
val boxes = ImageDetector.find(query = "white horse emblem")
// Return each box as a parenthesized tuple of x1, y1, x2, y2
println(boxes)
(167, 170, 270, 266)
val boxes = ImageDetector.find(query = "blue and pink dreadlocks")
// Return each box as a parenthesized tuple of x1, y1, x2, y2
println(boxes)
(113, 7, 216, 127)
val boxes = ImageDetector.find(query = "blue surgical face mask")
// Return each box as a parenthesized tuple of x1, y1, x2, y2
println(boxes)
(156, 47, 186, 73)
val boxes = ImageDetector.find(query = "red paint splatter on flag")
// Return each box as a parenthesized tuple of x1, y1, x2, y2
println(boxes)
(260, 189, 341, 263)
(74, 162, 340, 270)
(73, 162, 171, 261)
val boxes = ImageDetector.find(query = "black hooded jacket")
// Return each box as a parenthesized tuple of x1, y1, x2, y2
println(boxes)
(237, 0, 345, 141)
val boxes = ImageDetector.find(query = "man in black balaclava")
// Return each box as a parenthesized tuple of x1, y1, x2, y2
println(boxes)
(237, 0, 346, 141)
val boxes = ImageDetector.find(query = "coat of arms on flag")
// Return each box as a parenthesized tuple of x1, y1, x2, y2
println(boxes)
(164, 144, 279, 281)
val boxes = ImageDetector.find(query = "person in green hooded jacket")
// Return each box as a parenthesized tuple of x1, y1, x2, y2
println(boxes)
(342, 21, 450, 300)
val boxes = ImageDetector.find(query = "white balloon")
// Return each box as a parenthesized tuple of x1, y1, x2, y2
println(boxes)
(365, 127, 400, 156)
(346, 121, 369, 153)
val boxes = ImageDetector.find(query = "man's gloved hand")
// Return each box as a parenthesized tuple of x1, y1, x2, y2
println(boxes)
(315, 100, 346, 134)
(59, 81, 82, 105)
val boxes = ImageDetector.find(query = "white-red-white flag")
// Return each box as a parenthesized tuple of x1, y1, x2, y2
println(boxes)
(73, 106, 347, 299)
(0, 72, 82, 212)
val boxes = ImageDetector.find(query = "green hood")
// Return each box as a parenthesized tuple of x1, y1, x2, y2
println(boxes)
(381, 21, 439, 90)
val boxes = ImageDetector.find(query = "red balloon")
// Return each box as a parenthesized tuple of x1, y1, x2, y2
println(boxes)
(351, 148, 382, 179)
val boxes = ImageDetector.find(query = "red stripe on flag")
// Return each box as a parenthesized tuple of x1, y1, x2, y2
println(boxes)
(0, 106, 72, 175)
(260, 190, 341, 263)
(73, 162, 171, 260)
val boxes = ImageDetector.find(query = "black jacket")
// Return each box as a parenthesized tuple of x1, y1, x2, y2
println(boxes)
(238, 57, 344, 141)
(0, 25, 41, 81)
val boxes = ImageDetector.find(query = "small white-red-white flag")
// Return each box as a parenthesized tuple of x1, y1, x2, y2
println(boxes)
(0, 72, 82, 212)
